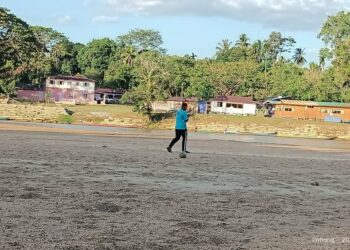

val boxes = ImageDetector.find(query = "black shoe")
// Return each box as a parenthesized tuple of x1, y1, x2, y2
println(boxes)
(167, 147, 172, 153)
(185, 150, 190, 154)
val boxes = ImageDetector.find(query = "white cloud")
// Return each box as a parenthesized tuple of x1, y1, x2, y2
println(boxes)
(92, 15, 119, 23)
(56, 15, 72, 25)
(89, 0, 350, 31)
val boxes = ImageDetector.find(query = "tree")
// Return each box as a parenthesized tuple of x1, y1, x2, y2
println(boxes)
(0, 8, 41, 96)
(235, 33, 250, 48)
(319, 48, 332, 70)
(121, 52, 171, 120)
(252, 40, 265, 63)
(215, 39, 233, 61)
(292, 48, 307, 66)
(77, 38, 117, 84)
(318, 11, 350, 49)
(120, 45, 138, 67)
(117, 29, 166, 53)
(264, 31, 296, 62)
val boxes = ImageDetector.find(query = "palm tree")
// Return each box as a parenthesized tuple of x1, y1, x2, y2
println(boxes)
(216, 39, 232, 54)
(292, 48, 307, 65)
(319, 47, 331, 70)
(252, 40, 264, 62)
(235, 33, 250, 47)
(215, 39, 232, 61)
(121, 45, 137, 67)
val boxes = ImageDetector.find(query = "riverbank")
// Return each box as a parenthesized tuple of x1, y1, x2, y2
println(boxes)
(1, 103, 350, 140)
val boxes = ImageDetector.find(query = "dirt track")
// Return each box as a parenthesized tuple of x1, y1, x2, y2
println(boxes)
(0, 128, 350, 249)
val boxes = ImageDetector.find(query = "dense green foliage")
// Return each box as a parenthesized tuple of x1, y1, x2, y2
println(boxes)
(2, 8, 350, 114)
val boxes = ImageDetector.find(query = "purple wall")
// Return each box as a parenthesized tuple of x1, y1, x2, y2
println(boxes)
(17, 90, 45, 101)
(16, 88, 94, 104)
(46, 88, 94, 104)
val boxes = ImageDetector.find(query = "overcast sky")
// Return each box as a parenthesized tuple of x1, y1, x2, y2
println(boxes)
(1, 0, 350, 63)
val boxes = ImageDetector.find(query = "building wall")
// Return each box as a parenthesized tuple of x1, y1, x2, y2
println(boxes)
(46, 88, 94, 104)
(152, 101, 196, 112)
(17, 90, 45, 101)
(211, 101, 256, 115)
(274, 104, 350, 121)
(46, 78, 95, 104)
(46, 78, 95, 92)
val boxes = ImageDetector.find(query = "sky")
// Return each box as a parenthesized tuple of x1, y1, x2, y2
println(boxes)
(1, 0, 350, 63)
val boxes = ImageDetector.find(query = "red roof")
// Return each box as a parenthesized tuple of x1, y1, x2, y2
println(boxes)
(49, 75, 95, 83)
(213, 95, 257, 104)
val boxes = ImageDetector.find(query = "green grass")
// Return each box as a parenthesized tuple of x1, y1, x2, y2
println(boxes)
(61, 104, 145, 126)
(57, 114, 74, 124)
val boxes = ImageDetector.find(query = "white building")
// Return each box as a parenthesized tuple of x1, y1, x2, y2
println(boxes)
(210, 96, 257, 115)
(45, 75, 95, 104)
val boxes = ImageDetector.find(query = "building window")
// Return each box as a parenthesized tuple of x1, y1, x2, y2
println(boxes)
(84, 82, 89, 87)
(217, 102, 223, 107)
(50, 80, 54, 84)
(306, 106, 314, 109)
(59, 81, 63, 85)
(226, 103, 243, 109)
(332, 110, 344, 114)
(320, 109, 329, 113)
(83, 93, 88, 99)
(67, 82, 71, 86)
(284, 107, 294, 112)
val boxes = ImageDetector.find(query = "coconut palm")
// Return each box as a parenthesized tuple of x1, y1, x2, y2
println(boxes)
(216, 39, 232, 54)
(215, 39, 232, 61)
(121, 45, 137, 67)
(292, 48, 307, 65)
(252, 40, 264, 62)
(319, 47, 331, 70)
(235, 33, 250, 48)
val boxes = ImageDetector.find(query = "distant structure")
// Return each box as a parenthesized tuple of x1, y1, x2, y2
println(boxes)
(94, 88, 125, 104)
(46, 75, 95, 104)
(270, 100, 350, 122)
(152, 97, 198, 113)
(17, 74, 96, 104)
(210, 96, 257, 115)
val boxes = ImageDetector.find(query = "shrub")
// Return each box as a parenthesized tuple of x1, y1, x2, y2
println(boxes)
(57, 114, 73, 124)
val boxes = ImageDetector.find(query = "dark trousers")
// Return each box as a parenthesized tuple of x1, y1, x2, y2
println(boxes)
(169, 129, 187, 151)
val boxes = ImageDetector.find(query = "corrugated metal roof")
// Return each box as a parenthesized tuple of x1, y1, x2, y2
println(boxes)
(315, 102, 350, 108)
(212, 95, 257, 104)
(273, 99, 350, 108)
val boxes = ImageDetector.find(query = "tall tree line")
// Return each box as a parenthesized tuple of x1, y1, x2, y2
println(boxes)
(2, 7, 350, 109)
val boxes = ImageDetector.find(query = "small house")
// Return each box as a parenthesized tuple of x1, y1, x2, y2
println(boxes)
(210, 96, 257, 115)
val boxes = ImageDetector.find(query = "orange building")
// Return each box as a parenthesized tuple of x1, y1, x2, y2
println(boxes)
(272, 100, 350, 122)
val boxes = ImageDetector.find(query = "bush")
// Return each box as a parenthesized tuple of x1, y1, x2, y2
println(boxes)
(57, 114, 74, 124)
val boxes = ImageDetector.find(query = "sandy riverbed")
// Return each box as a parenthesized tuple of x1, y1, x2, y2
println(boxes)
(0, 128, 350, 249)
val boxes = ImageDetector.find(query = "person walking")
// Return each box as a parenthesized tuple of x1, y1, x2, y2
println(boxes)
(167, 103, 190, 153)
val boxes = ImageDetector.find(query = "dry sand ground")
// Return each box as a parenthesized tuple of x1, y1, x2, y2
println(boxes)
(1, 126, 350, 249)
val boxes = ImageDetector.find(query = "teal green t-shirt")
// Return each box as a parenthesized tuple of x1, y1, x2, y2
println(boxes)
(175, 109, 188, 130)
